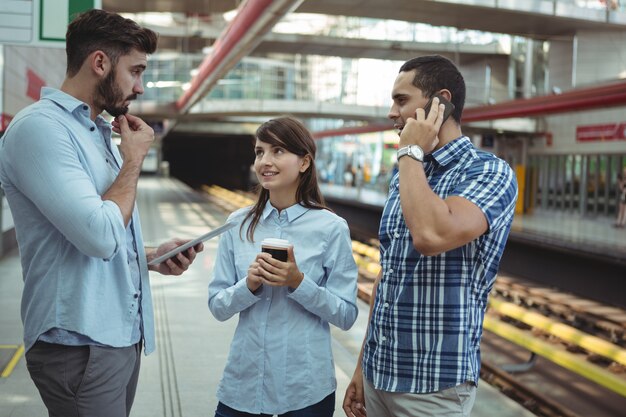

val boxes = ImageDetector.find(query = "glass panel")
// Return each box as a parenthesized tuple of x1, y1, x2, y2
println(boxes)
(580, 155, 589, 216)
(559, 155, 567, 209)
(589, 155, 598, 215)
(600, 155, 609, 215)
(573, 155, 582, 213)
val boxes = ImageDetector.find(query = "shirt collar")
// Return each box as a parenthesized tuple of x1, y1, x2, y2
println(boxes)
(41, 87, 109, 125)
(429, 135, 473, 167)
(261, 201, 309, 222)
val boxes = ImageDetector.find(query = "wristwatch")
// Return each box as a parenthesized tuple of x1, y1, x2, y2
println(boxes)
(397, 144, 424, 162)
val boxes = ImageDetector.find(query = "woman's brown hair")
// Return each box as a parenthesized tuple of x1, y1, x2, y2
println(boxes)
(241, 116, 329, 241)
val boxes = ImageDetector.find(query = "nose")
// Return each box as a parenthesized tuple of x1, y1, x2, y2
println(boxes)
(388, 103, 399, 120)
(134, 77, 144, 95)
(259, 151, 272, 165)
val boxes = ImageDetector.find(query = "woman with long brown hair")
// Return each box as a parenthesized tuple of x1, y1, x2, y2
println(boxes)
(209, 116, 358, 416)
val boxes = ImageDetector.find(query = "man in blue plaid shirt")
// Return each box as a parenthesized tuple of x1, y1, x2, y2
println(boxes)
(343, 55, 518, 417)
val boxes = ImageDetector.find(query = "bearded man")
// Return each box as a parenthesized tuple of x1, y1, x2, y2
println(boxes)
(0, 9, 203, 417)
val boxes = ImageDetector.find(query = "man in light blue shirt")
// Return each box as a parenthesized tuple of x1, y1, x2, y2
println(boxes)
(0, 10, 202, 417)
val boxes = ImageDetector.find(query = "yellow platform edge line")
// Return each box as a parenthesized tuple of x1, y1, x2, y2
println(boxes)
(489, 298, 626, 366)
(0, 345, 19, 349)
(483, 316, 626, 398)
(1, 345, 24, 378)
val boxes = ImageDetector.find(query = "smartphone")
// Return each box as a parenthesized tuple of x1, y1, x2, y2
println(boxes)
(423, 93, 455, 124)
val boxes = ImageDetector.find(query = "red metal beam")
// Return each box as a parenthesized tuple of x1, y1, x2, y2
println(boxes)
(312, 79, 626, 139)
(176, 0, 303, 113)
(311, 123, 391, 139)
(176, 0, 271, 112)
(463, 79, 626, 122)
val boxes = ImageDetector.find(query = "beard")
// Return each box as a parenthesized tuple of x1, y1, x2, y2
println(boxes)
(95, 70, 137, 117)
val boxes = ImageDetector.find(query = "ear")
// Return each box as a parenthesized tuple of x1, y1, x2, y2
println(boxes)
(89, 50, 110, 77)
(299, 155, 311, 173)
(438, 89, 452, 102)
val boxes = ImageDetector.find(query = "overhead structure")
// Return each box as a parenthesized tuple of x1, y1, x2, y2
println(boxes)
(312, 80, 626, 139)
(175, 0, 304, 114)
(103, 0, 626, 44)
(296, 0, 626, 38)
(463, 79, 626, 122)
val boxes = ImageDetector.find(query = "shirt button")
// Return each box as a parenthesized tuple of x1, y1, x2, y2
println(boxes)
(388, 268, 394, 274)
(90, 126, 95, 132)
(394, 232, 400, 238)
(380, 336, 387, 342)
(82, 105, 88, 111)
(134, 294, 139, 299)
(383, 303, 389, 308)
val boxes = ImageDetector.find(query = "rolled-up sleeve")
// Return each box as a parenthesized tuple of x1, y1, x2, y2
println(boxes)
(288, 218, 358, 330)
(3, 114, 125, 259)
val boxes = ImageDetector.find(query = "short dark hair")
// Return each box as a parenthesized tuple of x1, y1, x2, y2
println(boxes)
(399, 55, 465, 124)
(65, 9, 158, 77)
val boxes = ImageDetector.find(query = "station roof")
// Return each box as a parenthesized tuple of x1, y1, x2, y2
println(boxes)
(100, 0, 626, 134)
(103, 0, 626, 39)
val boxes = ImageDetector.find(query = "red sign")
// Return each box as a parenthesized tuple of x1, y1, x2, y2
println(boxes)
(26, 68, 46, 101)
(576, 123, 626, 142)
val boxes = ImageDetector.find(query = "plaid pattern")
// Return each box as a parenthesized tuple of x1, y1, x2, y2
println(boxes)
(363, 136, 517, 393)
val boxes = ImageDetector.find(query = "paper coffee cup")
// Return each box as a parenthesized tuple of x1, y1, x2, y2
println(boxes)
(261, 238, 290, 262)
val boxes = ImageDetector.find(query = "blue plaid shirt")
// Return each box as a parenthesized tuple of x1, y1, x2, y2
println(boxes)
(362, 136, 517, 393)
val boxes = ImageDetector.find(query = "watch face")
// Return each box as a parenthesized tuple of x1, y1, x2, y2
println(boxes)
(409, 145, 424, 160)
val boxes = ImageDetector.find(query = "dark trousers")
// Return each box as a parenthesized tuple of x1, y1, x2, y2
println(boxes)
(215, 392, 335, 417)
(25, 341, 141, 417)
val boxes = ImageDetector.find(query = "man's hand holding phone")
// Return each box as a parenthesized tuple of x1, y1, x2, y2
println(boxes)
(423, 93, 455, 123)
(399, 94, 455, 153)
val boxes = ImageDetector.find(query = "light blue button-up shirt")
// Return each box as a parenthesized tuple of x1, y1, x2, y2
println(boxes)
(0, 87, 154, 354)
(209, 202, 358, 414)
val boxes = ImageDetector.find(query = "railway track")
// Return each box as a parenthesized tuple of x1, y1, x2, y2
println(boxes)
(493, 275, 626, 346)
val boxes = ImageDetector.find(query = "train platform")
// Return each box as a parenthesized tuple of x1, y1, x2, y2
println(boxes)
(319, 183, 626, 262)
(0, 176, 536, 417)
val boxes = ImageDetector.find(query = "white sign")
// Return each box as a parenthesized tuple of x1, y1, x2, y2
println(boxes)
(0, 0, 101, 47)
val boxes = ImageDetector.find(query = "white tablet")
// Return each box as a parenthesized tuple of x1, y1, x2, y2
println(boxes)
(148, 221, 237, 266)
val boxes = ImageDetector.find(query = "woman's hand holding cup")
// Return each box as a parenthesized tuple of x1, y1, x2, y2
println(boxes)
(258, 240, 303, 289)
(246, 260, 264, 293)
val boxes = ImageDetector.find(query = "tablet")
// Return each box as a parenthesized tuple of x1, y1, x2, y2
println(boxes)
(148, 221, 236, 266)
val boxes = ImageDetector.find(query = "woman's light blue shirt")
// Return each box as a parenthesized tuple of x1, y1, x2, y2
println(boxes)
(209, 202, 358, 414)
